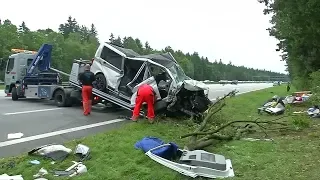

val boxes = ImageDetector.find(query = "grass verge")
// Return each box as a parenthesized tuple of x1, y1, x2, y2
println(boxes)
(1, 85, 319, 180)
(0, 85, 4, 90)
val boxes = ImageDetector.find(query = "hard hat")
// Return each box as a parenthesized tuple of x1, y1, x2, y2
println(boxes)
(84, 64, 91, 71)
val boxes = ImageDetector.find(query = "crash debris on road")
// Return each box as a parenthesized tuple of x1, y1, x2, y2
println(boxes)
(7, 133, 24, 140)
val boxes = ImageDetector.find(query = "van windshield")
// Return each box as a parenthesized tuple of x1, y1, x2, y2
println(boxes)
(6, 58, 14, 73)
(167, 64, 190, 83)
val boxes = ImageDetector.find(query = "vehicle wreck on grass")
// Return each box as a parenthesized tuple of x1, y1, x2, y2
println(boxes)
(90, 42, 212, 117)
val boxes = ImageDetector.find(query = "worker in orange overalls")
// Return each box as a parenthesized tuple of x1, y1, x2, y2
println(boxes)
(78, 64, 96, 116)
(132, 84, 156, 123)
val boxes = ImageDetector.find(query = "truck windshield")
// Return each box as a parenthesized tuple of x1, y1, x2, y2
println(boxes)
(6, 58, 14, 73)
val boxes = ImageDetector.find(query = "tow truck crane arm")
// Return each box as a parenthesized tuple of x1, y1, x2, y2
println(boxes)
(26, 44, 53, 76)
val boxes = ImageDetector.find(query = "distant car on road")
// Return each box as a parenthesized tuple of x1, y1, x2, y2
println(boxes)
(273, 81, 280, 86)
(231, 80, 238, 85)
(219, 80, 228, 85)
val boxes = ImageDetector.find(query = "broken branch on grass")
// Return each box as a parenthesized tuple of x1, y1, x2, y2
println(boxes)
(189, 90, 237, 144)
(183, 90, 291, 151)
(181, 120, 288, 138)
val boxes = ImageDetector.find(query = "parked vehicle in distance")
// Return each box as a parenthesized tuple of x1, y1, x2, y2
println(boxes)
(273, 81, 280, 86)
(231, 80, 238, 85)
(219, 80, 228, 85)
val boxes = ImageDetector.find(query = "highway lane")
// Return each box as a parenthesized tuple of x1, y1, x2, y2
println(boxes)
(0, 83, 273, 158)
(207, 83, 273, 100)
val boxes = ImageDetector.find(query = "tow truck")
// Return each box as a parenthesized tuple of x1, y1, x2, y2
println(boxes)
(4, 44, 140, 114)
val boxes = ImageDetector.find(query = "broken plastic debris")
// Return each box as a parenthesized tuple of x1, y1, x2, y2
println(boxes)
(145, 144, 234, 179)
(74, 144, 91, 161)
(28, 144, 72, 161)
(293, 111, 306, 114)
(0, 173, 24, 180)
(33, 167, 48, 178)
(54, 161, 87, 177)
(241, 138, 273, 142)
(7, 132, 24, 139)
(70, 164, 87, 177)
(29, 160, 40, 165)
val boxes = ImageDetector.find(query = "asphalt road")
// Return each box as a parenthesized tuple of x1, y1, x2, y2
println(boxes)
(0, 83, 273, 158)
(207, 83, 273, 100)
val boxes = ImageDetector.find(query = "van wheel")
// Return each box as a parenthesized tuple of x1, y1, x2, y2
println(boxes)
(12, 87, 18, 101)
(54, 90, 67, 107)
(94, 73, 107, 92)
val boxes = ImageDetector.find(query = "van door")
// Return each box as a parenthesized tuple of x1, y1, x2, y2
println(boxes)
(95, 45, 124, 90)
(130, 76, 161, 105)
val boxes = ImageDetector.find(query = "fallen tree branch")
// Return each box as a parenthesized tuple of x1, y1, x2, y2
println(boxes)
(188, 91, 235, 144)
(183, 90, 291, 151)
(181, 120, 288, 138)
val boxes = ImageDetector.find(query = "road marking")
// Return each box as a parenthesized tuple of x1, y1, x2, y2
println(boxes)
(3, 108, 63, 115)
(0, 118, 126, 148)
(211, 90, 225, 92)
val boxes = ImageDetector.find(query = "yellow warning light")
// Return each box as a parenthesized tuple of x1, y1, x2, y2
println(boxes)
(11, 48, 38, 54)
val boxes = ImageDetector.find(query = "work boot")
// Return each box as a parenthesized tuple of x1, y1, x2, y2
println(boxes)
(131, 116, 139, 122)
(148, 118, 155, 124)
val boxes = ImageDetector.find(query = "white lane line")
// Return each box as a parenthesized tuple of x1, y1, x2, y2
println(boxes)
(0, 118, 126, 148)
(3, 108, 63, 115)
(211, 90, 226, 92)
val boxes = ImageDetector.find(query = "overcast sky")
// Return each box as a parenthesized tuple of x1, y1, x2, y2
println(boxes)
(0, 0, 287, 73)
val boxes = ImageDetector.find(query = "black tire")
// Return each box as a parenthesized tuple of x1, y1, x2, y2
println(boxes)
(54, 90, 67, 107)
(94, 73, 107, 92)
(11, 87, 18, 101)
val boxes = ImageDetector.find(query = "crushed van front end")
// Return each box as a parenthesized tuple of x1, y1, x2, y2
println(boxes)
(166, 80, 212, 117)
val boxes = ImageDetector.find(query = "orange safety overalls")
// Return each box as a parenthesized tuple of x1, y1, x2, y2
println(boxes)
(82, 85, 93, 116)
(132, 84, 155, 120)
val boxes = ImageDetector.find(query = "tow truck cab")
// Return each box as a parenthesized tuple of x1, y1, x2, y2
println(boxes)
(4, 49, 37, 95)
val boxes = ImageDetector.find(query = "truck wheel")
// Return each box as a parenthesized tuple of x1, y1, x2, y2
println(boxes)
(11, 87, 18, 101)
(54, 90, 67, 107)
(94, 73, 107, 92)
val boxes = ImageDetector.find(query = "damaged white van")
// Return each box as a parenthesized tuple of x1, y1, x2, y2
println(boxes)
(90, 42, 212, 117)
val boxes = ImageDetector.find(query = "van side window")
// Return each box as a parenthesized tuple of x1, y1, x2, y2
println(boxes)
(6, 58, 14, 73)
(100, 46, 122, 70)
(27, 59, 33, 66)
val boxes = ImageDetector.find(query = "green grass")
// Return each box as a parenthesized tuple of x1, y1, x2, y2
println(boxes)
(0, 85, 4, 90)
(1, 85, 319, 180)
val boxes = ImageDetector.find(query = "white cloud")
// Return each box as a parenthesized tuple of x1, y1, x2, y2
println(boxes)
(0, 0, 286, 73)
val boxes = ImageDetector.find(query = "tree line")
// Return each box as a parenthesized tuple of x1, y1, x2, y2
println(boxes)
(258, 0, 320, 89)
(0, 16, 286, 81)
